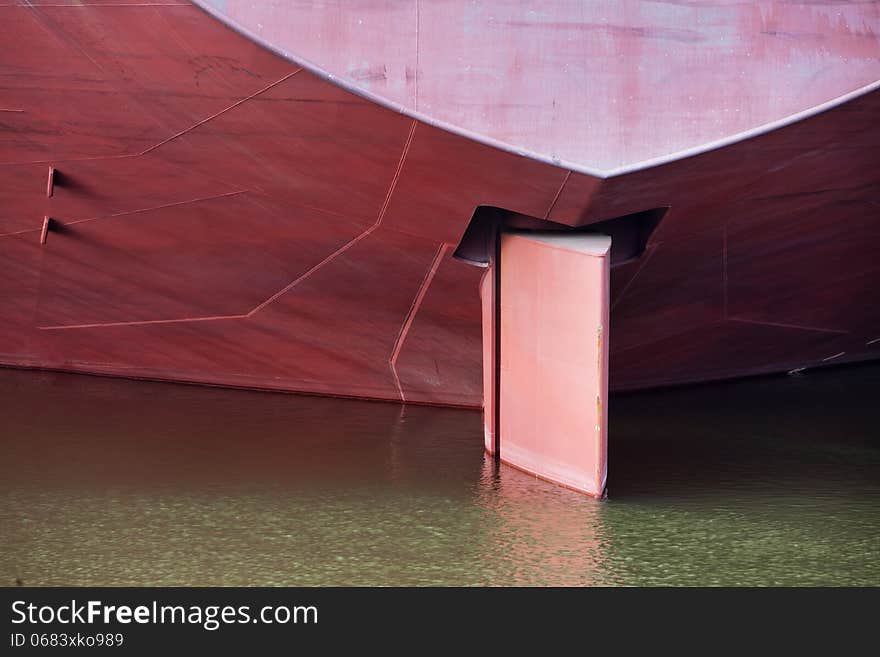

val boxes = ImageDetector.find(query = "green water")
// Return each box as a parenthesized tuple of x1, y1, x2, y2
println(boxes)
(1, 365, 878, 586)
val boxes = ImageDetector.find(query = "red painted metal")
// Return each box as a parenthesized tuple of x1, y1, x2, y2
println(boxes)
(198, 0, 880, 175)
(0, 1, 878, 412)
(480, 267, 497, 455)
(489, 232, 611, 497)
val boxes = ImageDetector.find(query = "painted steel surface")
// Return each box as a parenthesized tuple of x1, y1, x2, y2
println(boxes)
(480, 267, 497, 449)
(0, 1, 878, 408)
(493, 232, 611, 496)
(199, 0, 880, 174)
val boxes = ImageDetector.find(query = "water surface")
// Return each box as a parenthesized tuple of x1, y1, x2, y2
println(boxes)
(1, 365, 878, 586)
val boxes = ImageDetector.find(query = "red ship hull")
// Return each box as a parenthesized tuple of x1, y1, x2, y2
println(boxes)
(1, 2, 878, 409)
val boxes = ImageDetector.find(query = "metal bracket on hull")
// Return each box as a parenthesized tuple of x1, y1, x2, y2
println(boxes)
(481, 230, 611, 497)
(40, 216, 51, 245)
(454, 205, 666, 268)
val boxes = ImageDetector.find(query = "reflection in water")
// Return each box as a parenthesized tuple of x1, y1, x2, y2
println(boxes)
(1, 365, 878, 586)
(476, 460, 609, 586)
